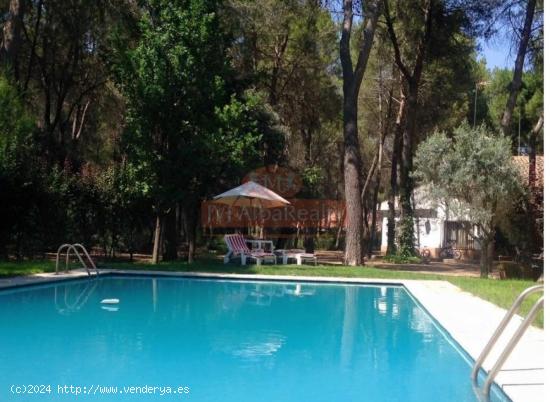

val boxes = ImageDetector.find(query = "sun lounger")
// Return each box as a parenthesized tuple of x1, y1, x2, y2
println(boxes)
(223, 234, 276, 266)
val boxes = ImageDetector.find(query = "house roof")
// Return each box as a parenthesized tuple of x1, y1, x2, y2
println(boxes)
(512, 155, 544, 188)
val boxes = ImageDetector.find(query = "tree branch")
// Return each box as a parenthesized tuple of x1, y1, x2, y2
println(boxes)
(352, 0, 382, 97)
(500, 0, 537, 134)
(382, 0, 411, 82)
(412, 0, 433, 82)
(530, 113, 543, 137)
(23, 0, 44, 92)
(339, 0, 354, 86)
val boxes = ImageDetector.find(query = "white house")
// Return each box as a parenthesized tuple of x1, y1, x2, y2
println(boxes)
(379, 186, 481, 260)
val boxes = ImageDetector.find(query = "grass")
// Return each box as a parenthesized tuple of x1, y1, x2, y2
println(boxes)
(0, 260, 57, 277)
(107, 259, 446, 279)
(447, 276, 544, 328)
(0, 258, 543, 327)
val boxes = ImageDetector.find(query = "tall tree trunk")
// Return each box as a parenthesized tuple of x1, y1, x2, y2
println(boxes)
(185, 207, 198, 264)
(304, 227, 315, 254)
(23, 0, 43, 91)
(152, 211, 163, 264)
(387, 95, 405, 255)
(397, 83, 419, 254)
(368, 130, 390, 257)
(163, 207, 178, 261)
(386, 139, 399, 255)
(342, 90, 365, 265)
(384, 0, 432, 254)
(361, 146, 379, 203)
(0, 0, 25, 79)
(500, 0, 537, 135)
(366, 81, 392, 258)
(481, 241, 494, 278)
(399, 82, 418, 219)
(480, 238, 490, 278)
(361, 153, 379, 245)
(479, 224, 495, 278)
(368, 181, 381, 258)
(340, 0, 381, 266)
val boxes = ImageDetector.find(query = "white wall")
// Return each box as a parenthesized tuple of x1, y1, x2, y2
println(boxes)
(381, 217, 444, 250)
(378, 186, 482, 254)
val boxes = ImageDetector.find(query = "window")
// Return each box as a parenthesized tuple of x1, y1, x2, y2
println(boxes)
(443, 221, 475, 249)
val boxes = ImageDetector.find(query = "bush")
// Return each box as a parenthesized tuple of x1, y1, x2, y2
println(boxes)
(497, 261, 541, 280)
(205, 236, 227, 253)
(383, 253, 422, 264)
(315, 233, 337, 250)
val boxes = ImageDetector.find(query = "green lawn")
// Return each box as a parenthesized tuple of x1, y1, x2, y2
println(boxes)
(0, 260, 57, 277)
(0, 258, 543, 327)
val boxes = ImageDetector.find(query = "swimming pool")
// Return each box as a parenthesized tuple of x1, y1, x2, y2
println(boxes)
(0, 276, 510, 401)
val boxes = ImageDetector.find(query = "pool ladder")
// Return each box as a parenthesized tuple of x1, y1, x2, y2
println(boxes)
(471, 285, 544, 397)
(55, 243, 99, 277)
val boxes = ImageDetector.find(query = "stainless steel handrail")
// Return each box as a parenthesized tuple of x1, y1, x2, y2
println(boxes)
(472, 284, 544, 396)
(55, 243, 98, 277)
(56, 244, 82, 274)
(73, 243, 99, 275)
(482, 296, 544, 395)
(64, 246, 88, 276)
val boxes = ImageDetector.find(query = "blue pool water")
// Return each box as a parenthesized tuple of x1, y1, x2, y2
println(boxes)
(0, 276, 509, 401)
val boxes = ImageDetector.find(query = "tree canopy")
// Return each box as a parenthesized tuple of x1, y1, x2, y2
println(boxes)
(0, 0, 543, 266)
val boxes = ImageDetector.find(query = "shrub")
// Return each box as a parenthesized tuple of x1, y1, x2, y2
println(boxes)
(497, 261, 541, 281)
(383, 253, 422, 264)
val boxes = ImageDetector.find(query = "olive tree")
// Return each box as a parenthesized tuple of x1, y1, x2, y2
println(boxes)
(413, 123, 522, 277)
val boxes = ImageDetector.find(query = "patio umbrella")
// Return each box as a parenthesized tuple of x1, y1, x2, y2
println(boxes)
(212, 181, 290, 209)
(212, 181, 290, 248)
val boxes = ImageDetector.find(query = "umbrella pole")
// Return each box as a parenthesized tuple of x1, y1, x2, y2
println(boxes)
(259, 199, 264, 239)
(229, 196, 242, 235)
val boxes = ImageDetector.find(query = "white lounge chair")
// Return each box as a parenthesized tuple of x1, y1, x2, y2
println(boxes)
(223, 234, 276, 266)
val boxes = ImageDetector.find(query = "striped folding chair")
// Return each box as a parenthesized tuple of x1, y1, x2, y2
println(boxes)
(223, 234, 276, 266)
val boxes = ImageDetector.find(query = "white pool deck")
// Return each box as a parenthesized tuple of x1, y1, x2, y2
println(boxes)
(0, 269, 544, 402)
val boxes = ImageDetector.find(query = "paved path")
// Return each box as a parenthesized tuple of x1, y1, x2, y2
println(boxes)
(0, 269, 93, 289)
